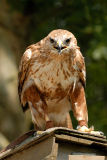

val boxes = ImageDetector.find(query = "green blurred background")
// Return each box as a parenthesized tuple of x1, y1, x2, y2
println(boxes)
(0, 0, 107, 149)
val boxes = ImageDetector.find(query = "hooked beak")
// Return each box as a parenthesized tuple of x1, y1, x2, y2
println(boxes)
(55, 46, 63, 53)
(54, 41, 66, 54)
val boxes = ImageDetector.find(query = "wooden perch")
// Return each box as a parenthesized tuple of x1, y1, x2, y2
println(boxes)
(0, 133, 9, 151)
(0, 127, 107, 160)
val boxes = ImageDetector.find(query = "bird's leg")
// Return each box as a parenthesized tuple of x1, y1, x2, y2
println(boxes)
(45, 114, 54, 129)
(66, 113, 73, 129)
(70, 82, 89, 132)
(69, 82, 104, 136)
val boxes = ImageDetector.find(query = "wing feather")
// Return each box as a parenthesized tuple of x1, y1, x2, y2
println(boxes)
(18, 43, 40, 111)
(18, 48, 32, 111)
(75, 48, 86, 88)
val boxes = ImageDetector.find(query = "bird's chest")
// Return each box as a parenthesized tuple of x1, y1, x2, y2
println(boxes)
(32, 59, 78, 98)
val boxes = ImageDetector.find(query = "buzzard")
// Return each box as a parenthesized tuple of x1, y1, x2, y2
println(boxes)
(18, 29, 101, 134)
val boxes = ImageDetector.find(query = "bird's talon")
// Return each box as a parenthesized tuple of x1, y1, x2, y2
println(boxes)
(37, 131, 44, 135)
(90, 130, 104, 136)
(77, 125, 104, 136)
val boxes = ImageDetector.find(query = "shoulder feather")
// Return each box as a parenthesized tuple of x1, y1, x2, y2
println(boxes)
(75, 48, 86, 88)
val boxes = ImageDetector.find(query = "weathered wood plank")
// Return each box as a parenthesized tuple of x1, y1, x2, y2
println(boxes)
(55, 134, 107, 148)
(57, 141, 107, 160)
(0, 133, 54, 160)
(69, 155, 106, 160)
(56, 134, 93, 145)
(44, 137, 58, 160)
(0, 127, 107, 160)
(54, 128, 107, 143)
(1, 136, 54, 160)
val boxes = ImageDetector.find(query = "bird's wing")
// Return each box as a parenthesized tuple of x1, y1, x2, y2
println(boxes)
(18, 44, 40, 111)
(75, 48, 86, 88)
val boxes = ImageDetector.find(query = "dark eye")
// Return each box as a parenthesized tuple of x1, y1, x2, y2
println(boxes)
(65, 38, 71, 43)
(50, 38, 55, 43)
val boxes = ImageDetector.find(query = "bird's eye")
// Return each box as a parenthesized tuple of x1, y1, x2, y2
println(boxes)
(65, 38, 71, 43)
(50, 38, 55, 43)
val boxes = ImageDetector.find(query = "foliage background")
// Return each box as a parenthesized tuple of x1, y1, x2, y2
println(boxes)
(0, 0, 107, 149)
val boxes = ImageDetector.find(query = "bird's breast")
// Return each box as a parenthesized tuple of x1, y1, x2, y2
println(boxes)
(31, 59, 78, 99)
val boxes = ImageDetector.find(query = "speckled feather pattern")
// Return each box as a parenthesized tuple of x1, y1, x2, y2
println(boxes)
(18, 29, 88, 130)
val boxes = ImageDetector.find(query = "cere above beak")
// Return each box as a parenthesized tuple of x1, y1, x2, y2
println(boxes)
(54, 45, 66, 53)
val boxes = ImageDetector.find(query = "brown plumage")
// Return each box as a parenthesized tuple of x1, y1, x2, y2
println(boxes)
(18, 29, 88, 131)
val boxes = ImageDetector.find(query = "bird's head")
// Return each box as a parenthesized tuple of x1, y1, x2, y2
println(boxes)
(45, 29, 77, 55)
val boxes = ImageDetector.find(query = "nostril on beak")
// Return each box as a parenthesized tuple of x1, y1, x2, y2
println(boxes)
(61, 46, 66, 50)
(54, 46, 66, 53)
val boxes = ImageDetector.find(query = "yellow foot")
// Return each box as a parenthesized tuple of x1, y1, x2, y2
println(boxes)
(36, 131, 44, 135)
(77, 126, 104, 136)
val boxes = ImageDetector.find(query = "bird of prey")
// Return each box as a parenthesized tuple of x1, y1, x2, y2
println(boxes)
(18, 29, 101, 134)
